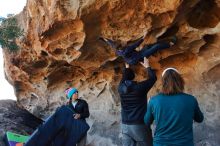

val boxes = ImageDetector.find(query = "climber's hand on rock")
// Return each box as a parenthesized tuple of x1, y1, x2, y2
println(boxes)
(140, 57, 150, 68)
(125, 63, 129, 68)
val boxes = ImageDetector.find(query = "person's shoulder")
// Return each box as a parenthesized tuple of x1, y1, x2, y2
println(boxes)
(180, 93, 198, 102)
(149, 93, 163, 102)
(181, 92, 195, 98)
(153, 93, 165, 98)
(78, 98, 88, 104)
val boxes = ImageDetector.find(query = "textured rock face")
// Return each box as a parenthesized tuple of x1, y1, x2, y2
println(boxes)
(2, 0, 220, 145)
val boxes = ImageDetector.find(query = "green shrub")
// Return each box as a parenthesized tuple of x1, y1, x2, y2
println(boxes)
(0, 17, 23, 52)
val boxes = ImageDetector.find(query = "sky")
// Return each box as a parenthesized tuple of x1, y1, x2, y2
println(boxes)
(0, 0, 27, 100)
(0, 0, 27, 17)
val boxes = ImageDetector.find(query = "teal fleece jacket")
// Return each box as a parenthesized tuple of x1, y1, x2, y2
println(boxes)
(144, 93, 204, 146)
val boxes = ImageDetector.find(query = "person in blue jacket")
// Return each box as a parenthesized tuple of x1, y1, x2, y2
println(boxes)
(118, 57, 157, 146)
(144, 68, 204, 146)
(65, 87, 90, 146)
(25, 88, 90, 146)
(99, 35, 177, 65)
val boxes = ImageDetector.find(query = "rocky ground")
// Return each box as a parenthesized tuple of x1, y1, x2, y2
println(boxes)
(0, 100, 42, 146)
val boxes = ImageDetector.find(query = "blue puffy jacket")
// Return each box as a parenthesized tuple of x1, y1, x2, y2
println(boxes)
(25, 105, 90, 146)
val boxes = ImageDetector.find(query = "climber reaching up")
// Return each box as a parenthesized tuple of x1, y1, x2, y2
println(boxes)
(118, 57, 157, 146)
(99, 33, 177, 65)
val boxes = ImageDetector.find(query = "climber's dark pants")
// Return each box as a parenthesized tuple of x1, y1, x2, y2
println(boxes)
(104, 38, 171, 65)
(138, 42, 171, 61)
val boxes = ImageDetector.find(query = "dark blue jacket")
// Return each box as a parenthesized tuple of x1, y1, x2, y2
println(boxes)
(25, 105, 90, 146)
(69, 98, 90, 120)
(118, 67, 157, 124)
(116, 38, 144, 65)
(144, 93, 204, 146)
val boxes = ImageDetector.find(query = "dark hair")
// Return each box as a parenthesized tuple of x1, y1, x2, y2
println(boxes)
(161, 70, 184, 95)
(68, 97, 72, 105)
(123, 68, 135, 80)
